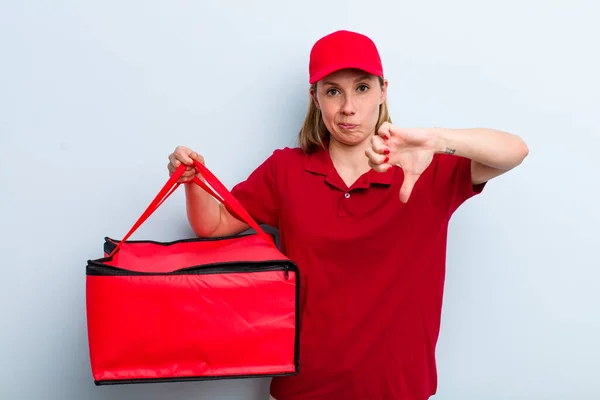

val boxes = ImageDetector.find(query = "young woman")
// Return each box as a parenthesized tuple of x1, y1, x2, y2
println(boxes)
(167, 30, 528, 400)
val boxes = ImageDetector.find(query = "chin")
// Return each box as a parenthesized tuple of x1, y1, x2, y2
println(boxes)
(331, 131, 370, 147)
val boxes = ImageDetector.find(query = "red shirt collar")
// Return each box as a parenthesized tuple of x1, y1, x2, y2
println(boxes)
(305, 146, 396, 189)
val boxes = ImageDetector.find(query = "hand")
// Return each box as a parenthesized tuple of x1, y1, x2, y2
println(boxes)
(167, 146, 204, 183)
(366, 122, 440, 203)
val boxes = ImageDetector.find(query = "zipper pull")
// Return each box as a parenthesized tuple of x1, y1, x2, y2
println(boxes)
(284, 265, 289, 280)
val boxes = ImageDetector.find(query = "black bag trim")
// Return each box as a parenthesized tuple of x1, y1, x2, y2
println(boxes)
(103, 226, 280, 255)
(94, 371, 298, 386)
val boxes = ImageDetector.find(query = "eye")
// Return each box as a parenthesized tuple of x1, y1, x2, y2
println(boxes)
(357, 84, 369, 93)
(326, 88, 340, 96)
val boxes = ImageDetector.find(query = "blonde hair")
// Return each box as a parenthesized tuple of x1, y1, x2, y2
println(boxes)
(298, 76, 391, 154)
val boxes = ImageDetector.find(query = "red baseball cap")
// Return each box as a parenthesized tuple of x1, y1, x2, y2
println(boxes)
(308, 30, 384, 84)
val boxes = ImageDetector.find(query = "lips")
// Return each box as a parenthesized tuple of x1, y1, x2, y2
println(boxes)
(338, 123, 357, 130)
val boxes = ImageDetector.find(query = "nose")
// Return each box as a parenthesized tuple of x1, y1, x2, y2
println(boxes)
(341, 94, 356, 116)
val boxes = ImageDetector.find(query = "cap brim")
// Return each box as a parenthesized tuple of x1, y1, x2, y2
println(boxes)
(309, 62, 383, 84)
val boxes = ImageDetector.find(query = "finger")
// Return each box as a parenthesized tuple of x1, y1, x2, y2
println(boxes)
(366, 152, 391, 173)
(190, 153, 205, 173)
(168, 158, 195, 177)
(178, 168, 197, 182)
(370, 135, 389, 154)
(181, 167, 196, 178)
(368, 160, 391, 173)
(167, 161, 177, 174)
(377, 122, 391, 140)
(365, 148, 390, 169)
(168, 153, 180, 168)
(189, 152, 204, 164)
(175, 149, 194, 166)
(399, 172, 419, 203)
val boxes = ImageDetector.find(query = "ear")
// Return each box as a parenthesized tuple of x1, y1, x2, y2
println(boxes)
(310, 86, 320, 109)
(380, 79, 388, 105)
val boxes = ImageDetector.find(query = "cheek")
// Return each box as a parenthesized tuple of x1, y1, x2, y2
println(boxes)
(368, 102, 381, 123)
(358, 97, 381, 123)
(319, 103, 338, 126)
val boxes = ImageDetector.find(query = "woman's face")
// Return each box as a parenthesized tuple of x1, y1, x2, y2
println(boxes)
(312, 69, 387, 148)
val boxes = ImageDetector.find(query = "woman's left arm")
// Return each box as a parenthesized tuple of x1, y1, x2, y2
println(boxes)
(368, 123, 530, 202)
(433, 127, 529, 185)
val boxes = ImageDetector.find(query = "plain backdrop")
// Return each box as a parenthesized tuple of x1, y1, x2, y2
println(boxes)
(1, 1, 598, 399)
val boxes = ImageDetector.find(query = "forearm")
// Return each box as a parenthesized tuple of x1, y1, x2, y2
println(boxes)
(185, 182, 223, 237)
(184, 178, 250, 238)
(433, 127, 529, 170)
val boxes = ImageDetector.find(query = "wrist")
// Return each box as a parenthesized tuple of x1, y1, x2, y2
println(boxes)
(432, 127, 456, 155)
(184, 177, 204, 194)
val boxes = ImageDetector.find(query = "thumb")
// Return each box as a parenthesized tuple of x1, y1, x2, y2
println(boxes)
(189, 152, 206, 165)
(399, 172, 419, 203)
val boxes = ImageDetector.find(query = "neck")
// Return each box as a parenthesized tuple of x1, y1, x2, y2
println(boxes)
(328, 136, 373, 187)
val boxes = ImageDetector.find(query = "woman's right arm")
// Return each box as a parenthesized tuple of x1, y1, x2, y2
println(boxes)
(168, 146, 250, 238)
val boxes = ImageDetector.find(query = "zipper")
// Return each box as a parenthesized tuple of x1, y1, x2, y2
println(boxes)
(87, 261, 294, 277)
(103, 233, 280, 259)
(103, 232, 271, 252)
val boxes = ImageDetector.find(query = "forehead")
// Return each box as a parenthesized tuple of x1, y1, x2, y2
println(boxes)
(319, 68, 377, 85)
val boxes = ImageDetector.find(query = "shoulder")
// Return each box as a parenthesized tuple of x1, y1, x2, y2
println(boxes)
(245, 147, 306, 180)
(268, 146, 308, 168)
(271, 146, 306, 160)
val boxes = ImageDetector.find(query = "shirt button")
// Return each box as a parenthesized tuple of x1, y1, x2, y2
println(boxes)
(344, 193, 351, 199)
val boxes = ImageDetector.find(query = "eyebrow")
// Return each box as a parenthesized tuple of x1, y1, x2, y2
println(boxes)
(322, 74, 372, 86)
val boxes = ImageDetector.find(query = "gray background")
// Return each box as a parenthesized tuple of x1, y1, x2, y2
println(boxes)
(1, 0, 598, 399)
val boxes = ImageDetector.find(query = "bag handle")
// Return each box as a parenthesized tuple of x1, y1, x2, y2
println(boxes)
(190, 159, 274, 242)
(190, 160, 274, 246)
(108, 161, 274, 257)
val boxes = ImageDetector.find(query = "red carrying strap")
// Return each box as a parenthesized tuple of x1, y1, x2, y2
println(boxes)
(190, 159, 273, 244)
(108, 161, 274, 257)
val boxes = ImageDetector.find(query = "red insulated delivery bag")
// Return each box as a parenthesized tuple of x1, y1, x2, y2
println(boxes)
(86, 160, 300, 385)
